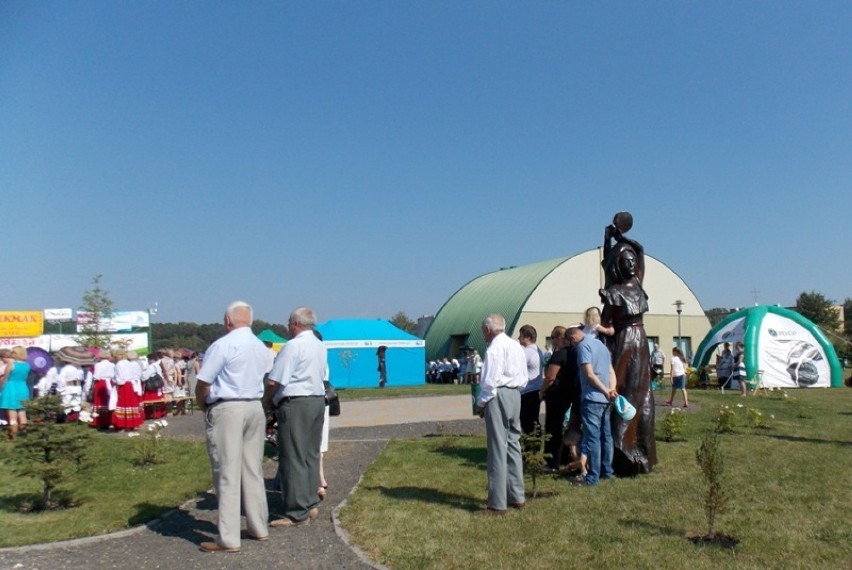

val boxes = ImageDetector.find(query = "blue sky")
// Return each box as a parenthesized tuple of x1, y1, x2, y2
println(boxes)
(2, 2, 850, 325)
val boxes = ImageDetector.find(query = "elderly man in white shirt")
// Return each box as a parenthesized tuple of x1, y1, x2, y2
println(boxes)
(195, 301, 270, 553)
(264, 306, 327, 528)
(476, 314, 528, 514)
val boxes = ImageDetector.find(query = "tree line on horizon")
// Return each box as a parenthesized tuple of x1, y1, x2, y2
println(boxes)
(149, 311, 418, 353)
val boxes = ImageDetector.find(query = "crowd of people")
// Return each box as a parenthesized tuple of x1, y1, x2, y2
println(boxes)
(471, 309, 621, 517)
(0, 345, 201, 436)
(427, 350, 483, 384)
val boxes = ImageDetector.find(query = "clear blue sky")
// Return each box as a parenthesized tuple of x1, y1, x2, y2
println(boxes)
(2, 2, 850, 325)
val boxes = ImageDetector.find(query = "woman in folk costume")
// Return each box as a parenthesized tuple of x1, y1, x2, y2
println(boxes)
(90, 351, 116, 429)
(113, 349, 144, 430)
(142, 351, 167, 419)
(160, 349, 176, 402)
(56, 348, 88, 421)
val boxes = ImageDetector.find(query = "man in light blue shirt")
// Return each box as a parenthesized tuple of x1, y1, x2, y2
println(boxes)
(195, 301, 269, 553)
(566, 323, 617, 486)
(264, 306, 327, 527)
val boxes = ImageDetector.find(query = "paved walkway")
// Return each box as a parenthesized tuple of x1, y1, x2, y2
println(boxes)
(331, 394, 477, 428)
(0, 395, 483, 570)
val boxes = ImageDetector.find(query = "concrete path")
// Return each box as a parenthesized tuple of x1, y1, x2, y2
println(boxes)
(0, 395, 485, 570)
(330, 394, 476, 427)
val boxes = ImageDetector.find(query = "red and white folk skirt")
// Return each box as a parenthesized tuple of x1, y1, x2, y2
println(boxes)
(90, 378, 114, 429)
(113, 382, 144, 430)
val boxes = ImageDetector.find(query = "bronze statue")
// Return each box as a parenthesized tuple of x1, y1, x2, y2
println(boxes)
(600, 212, 657, 475)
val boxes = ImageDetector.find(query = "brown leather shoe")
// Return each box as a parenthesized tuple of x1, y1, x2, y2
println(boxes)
(199, 541, 240, 553)
(483, 507, 507, 516)
(269, 517, 310, 528)
(511, 502, 526, 510)
(241, 531, 269, 541)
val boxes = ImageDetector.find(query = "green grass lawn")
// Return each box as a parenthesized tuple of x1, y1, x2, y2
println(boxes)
(338, 388, 852, 569)
(0, 432, 211, 547)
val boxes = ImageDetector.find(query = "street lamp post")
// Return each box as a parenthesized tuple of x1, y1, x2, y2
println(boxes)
(148, 302, 158, 355)
(673, 300, 683, 352)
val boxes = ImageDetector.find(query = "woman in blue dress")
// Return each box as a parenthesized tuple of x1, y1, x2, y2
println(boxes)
(0, 346, 32, 439)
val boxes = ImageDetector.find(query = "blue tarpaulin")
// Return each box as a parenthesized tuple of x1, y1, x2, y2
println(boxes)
(316, 319, 425, 389)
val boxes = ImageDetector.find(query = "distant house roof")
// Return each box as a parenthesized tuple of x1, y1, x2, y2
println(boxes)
(257, 329, 286, 343)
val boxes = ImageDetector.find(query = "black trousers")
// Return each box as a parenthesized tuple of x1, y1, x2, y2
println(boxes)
(544, 393, 570, 468)
(519, 390, 542, 436)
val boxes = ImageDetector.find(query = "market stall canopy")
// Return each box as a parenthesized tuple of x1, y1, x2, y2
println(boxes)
(257, 329, 287, 344)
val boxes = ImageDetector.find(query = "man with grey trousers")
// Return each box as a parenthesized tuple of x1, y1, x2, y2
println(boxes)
(476, 314, 528, 514)
(264, 306, 327, 527)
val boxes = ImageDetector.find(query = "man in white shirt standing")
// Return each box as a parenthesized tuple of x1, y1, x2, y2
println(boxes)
(517, 324, 544, 436)
(195, 301, 270, 553)
(476, 314, 528, 514)
(264, 306, 327, 528)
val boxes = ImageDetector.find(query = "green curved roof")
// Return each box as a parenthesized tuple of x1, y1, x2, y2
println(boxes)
(424, 256, 569, 361)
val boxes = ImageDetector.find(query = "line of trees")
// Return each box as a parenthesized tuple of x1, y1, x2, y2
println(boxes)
(152, 311, 419, 352)
(150, 320, 288, 352)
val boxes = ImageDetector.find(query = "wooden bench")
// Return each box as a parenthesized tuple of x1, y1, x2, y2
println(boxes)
(142, 399, 168, 419)
(170, 396, 195, 415)
(142, 397, 195, 418)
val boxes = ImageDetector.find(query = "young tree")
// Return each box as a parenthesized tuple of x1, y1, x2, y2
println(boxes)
(77, 274, 115, 349)
(389, 311, 417, 334)
(795, 291, 840, 332)
(8, 396, 93, 510)
(695, 431, 727, 539)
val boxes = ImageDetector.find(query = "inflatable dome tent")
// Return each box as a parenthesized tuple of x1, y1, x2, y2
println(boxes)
(693, 305, 843, 389)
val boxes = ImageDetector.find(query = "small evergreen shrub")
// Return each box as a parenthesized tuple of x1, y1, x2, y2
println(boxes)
(6, 396, 93, 510)
(660, 408, 687, 441)
(520, 423, 552, 497)
(695, 431, 728, 539)
(714, 405, 738, 433)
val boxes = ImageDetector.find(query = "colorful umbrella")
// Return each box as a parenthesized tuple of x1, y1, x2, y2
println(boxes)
(26, 347, 53, 374)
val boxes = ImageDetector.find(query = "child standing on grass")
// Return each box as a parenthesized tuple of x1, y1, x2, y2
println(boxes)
(665, 347, 689, 408)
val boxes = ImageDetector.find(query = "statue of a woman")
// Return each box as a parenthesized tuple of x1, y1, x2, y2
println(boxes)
(600, 213, 657, 476)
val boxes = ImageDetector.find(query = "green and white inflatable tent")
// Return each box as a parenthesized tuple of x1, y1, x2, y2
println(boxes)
(693, 305, 843, 389)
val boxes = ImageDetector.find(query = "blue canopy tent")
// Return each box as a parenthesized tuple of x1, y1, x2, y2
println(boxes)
(316, 319, 425, 389)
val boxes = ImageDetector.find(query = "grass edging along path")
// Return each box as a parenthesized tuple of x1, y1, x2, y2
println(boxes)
(338, 388, 852, 570)
(0, 434, 211, 548)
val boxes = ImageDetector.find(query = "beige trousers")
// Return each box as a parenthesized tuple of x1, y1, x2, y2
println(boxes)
(205, 400, 269, 548)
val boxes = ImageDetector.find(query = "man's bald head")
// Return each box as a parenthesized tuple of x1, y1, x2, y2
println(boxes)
(225, 301, 253, 329)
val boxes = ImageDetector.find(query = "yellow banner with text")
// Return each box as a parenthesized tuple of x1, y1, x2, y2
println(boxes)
(0, 311, 44, 338)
